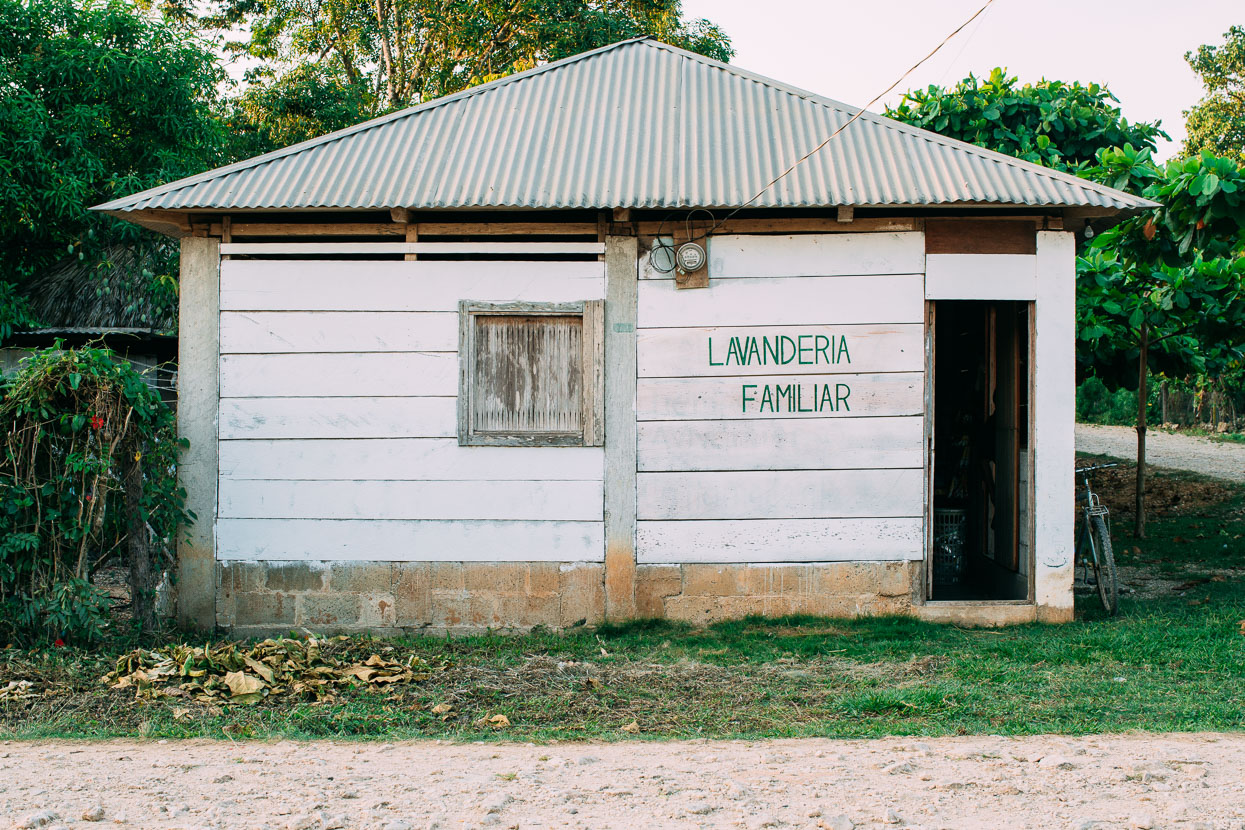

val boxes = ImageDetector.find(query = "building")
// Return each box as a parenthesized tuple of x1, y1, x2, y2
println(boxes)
(93, 38, 1156, 633)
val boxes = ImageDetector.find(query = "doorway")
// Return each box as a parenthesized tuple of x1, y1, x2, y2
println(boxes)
(928, 300, 1033, 602)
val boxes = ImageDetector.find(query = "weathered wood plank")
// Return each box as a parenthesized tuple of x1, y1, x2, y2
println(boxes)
(636, 517, 924, 563)
(220, 311, 458, 353)
(703, 232, 925, 279)
(637, 324, 924, 377)
(637, 468, 924, 520)
(634, 217, 919, 236)
(219, 439, 603, 481)
(637, 372, 924, 421)
(220, 352, 458, 398)
(637, 416, 923, 471)
(925, 254, 1037, 300)
(219, 242, 605, 255)
(637, 275, 924, 328)
(220, 479, 602, 521)
(220, 260, 605, 311)
(217, 519, 605, 562)
(925, 219, 1037, 255)
(219, 397, 456, 440)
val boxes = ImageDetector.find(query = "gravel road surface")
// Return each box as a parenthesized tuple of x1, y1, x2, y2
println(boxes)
(2, 733, 1239, 829)
(1076, 423, 1245, 483)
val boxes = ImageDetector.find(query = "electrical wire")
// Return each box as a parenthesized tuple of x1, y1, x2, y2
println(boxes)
(688, 0, 999, 243)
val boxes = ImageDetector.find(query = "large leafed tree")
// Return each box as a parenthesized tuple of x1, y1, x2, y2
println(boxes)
(206, 0, 734, 155)
(888, 70, 1245, 537)
(1183, 25, 1245, 160)
(0, 0, 224, 336)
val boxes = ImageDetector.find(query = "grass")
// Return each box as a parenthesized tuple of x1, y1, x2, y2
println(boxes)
(3, 461, 1244, 743)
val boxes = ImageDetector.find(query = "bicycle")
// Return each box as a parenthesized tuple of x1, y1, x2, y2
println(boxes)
(1075, 463, 1119, 615)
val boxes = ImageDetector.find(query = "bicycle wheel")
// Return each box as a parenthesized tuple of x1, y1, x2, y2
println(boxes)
(1089, 513, 1119, 616)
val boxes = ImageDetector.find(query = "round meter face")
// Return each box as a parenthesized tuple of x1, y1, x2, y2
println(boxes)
(676, 242, 706, 272)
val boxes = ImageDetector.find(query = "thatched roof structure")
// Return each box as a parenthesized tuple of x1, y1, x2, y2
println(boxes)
(17, 243, 177, 332)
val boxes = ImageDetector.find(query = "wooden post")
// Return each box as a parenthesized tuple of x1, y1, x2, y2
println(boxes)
(1135, 323, 1148, 539)
(177, 236, 220, 630)
(392, 208, 417, 261)
(604, 235, 638, 619)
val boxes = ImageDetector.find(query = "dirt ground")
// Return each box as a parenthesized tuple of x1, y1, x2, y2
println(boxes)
(1, 734, 1240, 830)
(1076, 424, 1245, 484)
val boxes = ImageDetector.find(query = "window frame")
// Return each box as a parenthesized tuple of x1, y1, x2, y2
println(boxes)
(457, 299, 604, 447)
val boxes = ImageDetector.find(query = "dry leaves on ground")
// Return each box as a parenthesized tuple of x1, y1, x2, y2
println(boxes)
(101, 637, 438, 705)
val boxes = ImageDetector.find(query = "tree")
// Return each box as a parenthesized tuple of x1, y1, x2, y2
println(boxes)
(1078, 148, 1245, 536)
(200, 0, 731, 144)
(1184, 25, 1245, 160)
(885, 68, 1167, 172)
(0, 0, 225, 336)
(890, 71, 1245, 537)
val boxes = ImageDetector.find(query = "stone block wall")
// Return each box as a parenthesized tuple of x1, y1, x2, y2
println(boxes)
(633, 561, 923, 624)
(215, 559, 925, 635)
(216, 561, 605, 637)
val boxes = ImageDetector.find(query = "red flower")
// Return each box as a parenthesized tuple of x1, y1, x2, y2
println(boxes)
(90, 415, 104, 431)
(53, 638, 65, 647)
(85, 494, 92, 502)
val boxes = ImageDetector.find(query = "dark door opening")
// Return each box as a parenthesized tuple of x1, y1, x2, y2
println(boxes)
(929, 300, 1032, 602)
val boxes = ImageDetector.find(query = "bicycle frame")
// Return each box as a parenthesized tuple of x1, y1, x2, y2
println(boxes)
(1076, 464, 1115, 570)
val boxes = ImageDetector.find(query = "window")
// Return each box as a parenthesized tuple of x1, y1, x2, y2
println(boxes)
(458, 301, 604, 447)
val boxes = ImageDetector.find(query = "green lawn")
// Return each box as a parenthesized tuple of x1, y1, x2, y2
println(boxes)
(3, 461, 1243, 742)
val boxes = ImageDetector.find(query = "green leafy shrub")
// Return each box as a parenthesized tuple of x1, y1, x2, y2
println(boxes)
(0, 345, 191, 645)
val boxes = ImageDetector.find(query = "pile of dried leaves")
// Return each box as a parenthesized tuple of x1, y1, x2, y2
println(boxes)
(101, 637, 436, 705)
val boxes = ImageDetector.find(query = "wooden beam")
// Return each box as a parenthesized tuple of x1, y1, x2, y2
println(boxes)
(925, 219, 1038, 255)
(390, 207, 411, 224)
(634, 217, 920, 235)
(404, 220, 418, 262)
(219, 241, 606, 255)
(837, 206, 855, 223)
(210, 221, 599, 237)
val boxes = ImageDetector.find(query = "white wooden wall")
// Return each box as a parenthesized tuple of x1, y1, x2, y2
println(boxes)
(217, 260, 606, 562)
(635, 233, 927, 563)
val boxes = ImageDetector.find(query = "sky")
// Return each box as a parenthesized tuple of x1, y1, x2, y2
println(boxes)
(681, 0, 1241, 160)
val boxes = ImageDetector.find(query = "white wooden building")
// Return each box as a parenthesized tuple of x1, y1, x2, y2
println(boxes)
(95, 38, 1156, 632)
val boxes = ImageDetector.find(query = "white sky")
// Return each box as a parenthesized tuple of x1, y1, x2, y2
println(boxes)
(681, 0, 1241, 160)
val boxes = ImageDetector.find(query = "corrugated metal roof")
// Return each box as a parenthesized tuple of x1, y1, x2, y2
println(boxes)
(94, 38, 1157, 216)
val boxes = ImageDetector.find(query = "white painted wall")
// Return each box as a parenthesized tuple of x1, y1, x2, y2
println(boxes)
(217, 259, 606, 563)
(635, 233, 927, 564)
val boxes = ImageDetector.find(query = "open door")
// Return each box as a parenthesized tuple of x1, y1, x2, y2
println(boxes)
(928, 300, 1033, 602)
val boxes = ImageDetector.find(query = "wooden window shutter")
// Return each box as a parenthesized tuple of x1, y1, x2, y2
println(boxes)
(459, 300, 604, 447)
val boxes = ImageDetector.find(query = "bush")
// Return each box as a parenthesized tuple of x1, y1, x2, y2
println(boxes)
(1076, 376, 1140, 425)
(0, 345, 190, 645)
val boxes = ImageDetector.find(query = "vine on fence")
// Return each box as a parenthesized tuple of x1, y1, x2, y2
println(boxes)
(0, 345, 191, 645)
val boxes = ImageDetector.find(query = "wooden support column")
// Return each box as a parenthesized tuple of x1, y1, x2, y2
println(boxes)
(604, 235, 639, 619)
(392, 208, 417, 261)
(177, 237, 220, 630)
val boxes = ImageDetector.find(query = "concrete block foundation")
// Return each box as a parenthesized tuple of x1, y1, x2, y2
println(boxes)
(215, 559, 928, 635)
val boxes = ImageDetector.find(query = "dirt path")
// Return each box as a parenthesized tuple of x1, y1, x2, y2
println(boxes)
(1076, 423, 1245, 484)
(2, 734, 1238, 830)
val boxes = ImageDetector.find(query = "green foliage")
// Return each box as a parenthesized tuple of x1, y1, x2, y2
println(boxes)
(1183, 25, 1245, 160)
(201, 0, 732, 156)
(1076, 377, 1141, 425)
(224, 64, 375, 159)
(0, 346, 190, 645)
(885, 68, 1167, 171)
(0, 0, 225, 333)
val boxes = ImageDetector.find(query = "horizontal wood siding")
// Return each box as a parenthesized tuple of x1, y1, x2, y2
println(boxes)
(218, 519, 604, 562)
(638, 275, 924, 328)
(637, 518, 923, 563)
(220, 439, 601, 481)
(218, 259, 606, 563)
(635, 233, 926, 564)
(925, 254, 1037, 300)
(638, 324, 924, 377)
(221, 311, 458, 353)
(637, 417, 923, 471)
(220, 480, 603, 521)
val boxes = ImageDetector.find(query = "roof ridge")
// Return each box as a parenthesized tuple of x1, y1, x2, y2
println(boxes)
(640, 39, 1150, 207)
(93, 38, 653, 212)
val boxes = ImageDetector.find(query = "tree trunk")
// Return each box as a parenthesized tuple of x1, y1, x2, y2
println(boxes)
(125, 448, 156, 632)
(1135, 324, 1148, 540)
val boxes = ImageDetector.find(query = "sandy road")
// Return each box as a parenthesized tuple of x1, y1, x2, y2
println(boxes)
(1, 733, 1239, 830)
